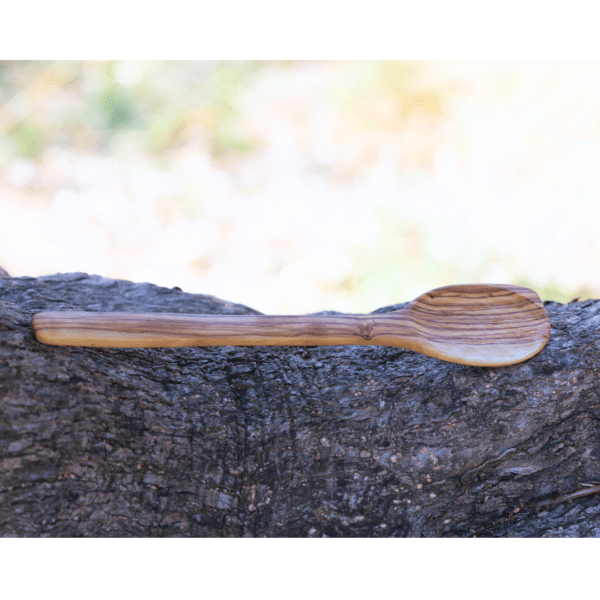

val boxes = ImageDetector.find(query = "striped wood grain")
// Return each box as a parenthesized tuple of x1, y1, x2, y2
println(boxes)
(31, 283, 551, 366)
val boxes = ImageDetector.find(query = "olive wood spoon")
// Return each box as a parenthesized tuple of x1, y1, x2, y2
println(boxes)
(31, 283, 550, 367)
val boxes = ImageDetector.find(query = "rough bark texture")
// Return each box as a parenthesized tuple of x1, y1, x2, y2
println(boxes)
(1, 272, 600, 537)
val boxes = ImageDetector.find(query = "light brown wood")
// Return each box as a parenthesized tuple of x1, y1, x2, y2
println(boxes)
(31, 284, 551, 367)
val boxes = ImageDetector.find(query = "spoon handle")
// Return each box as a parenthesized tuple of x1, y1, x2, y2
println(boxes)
(31, 310, 417, 348)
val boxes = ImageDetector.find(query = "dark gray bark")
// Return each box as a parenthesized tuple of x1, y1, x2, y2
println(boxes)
(1, 272, 600, 537)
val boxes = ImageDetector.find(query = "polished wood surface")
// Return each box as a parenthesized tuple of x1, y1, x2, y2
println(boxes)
(31, 284, 551, 366)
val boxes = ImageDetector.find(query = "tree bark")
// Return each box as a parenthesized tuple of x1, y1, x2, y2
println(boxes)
(1, 272, 600, 537)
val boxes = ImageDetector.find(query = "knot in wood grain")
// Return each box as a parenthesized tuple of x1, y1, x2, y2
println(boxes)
(358, 320, 374, 341)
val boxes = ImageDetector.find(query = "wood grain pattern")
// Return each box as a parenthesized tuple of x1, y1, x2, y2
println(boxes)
(31, 284, 551, 366)
(402, 284, 550, 366)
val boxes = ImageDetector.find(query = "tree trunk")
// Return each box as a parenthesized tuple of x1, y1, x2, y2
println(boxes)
(1, 272, 600, 537)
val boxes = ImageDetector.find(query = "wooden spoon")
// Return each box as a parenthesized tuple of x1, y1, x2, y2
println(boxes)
(31, 283, 550, 367)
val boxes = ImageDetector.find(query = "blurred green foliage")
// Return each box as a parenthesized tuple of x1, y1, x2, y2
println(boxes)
(146, 111, 189, 153)
(0, 60, 446, 163)
(0, 60, 261, 159)
(8, 120, 41, 157)
(201, 61, 260, 156)
(98, 87, 137, 130)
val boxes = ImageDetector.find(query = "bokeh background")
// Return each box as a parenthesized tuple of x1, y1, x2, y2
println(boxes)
(1, 60, 599, 314)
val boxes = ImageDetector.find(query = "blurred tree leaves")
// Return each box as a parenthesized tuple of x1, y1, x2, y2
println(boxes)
(146, 111, 189, 153)
(86, 61, 139, 145)
(7, 120, 41, 157)
(0, 60, 446, 162)
(0, 61, 262, 158)
(0, 61, 79, 158)
(340, 61, 444, 129)
(202, 61, 260, 157)
(98, 86, 136, 129)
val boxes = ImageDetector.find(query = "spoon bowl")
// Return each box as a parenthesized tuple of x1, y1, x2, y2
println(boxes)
(395, 283, 550, 366)
(32, 283, 551, 367)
